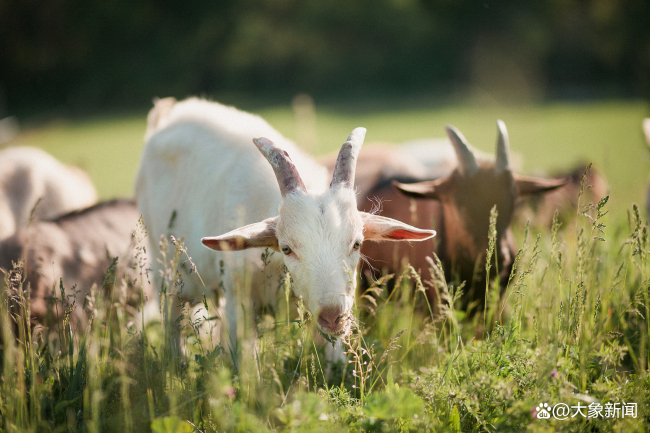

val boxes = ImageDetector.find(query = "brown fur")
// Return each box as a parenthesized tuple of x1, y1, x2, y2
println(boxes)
(357, 176, 440, 297)
(0, 199, 151, 329)
(334, 122, 568, 313)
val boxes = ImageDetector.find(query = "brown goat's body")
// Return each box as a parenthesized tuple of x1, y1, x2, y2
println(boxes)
(358, 177, 440, 282)
(0, 199, 150, 328)
(358, 163, 517, 313)
(339, 122, 567, 313)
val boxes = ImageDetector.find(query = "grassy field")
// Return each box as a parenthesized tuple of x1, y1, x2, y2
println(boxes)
(9, 99, 650, 216)
(2, 99, 650, 432)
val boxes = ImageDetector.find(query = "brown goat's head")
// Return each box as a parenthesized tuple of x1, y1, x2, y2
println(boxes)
(394, 121, 568, 308)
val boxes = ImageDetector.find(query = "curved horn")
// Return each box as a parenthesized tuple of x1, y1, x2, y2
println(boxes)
(253, 137, 306, 196)
(445, 125, 479, 177)
(330, 127, 366, 188)
(495, 119, 510, 173)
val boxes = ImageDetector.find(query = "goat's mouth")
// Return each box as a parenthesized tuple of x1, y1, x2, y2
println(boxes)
(316, 312, 352, 340)
(317, 325, 350, 344)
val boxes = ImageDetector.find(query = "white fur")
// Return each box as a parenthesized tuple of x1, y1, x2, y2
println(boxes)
(276, 188, 361, 326)
(0, 146, 97, 241)
(136, 98, 330, 343)
(135, 97, 434, 349)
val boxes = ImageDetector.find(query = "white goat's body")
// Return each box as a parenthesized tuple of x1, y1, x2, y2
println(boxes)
(136, 97, 435, 351)
(136, 98, 329, 340)
(0, 146, 97, 241)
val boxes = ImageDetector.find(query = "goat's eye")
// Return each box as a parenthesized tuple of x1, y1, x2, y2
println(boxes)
(281, 245, 292, 255)
(353, 241, 362, 251)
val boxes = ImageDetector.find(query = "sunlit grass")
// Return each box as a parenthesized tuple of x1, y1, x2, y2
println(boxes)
(2, 99, 649, 430)
(1, 178, 649, 431)
(9, 115, 147, 200)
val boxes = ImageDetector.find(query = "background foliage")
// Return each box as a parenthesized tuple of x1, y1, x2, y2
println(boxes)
(1, 0, 649, 117)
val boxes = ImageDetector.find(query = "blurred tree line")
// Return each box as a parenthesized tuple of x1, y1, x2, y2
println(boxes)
(1, 0, 649, 116)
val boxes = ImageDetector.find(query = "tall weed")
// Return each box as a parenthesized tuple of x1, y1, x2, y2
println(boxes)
(0, 186, 648, 432)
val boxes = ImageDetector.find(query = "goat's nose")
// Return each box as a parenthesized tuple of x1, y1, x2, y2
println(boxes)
(317, 306, 343, 330)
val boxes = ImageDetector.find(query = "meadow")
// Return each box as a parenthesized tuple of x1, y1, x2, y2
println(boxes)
(12, 99, 650, 213)
(1, 98, 650, 432)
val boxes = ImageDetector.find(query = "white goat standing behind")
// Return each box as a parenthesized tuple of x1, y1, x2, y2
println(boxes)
(0, 146, 98, 241)
(136, 97, 435, 350)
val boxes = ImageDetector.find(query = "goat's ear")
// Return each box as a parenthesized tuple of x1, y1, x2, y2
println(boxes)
(514, 175, 569, 196)
(361, 212, 436, 242)
(202, 217, 279, 251)
(392, 179, 446, 201)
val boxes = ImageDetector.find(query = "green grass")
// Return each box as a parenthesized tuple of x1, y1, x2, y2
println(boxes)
(12, 115, 147, 200)
(2, 99, 650, 431)
(2, 181, 649, 432)
(9, 99, 649, 217)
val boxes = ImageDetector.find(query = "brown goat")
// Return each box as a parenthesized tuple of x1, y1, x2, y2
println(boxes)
(357, 121, 568, 312)
(0, 199, 152, 329)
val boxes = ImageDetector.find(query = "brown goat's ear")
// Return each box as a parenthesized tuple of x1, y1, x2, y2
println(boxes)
(202, 217, 279, 251)
(392, 179, 446, 201)
(361, 212, 436, 242)
(514, 175, 570, 196)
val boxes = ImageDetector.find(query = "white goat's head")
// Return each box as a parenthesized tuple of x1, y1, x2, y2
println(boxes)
(202, 128, 436, 338)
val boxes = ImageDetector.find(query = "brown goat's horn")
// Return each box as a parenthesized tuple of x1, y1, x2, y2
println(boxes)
(446, 125, 479, 177)
(330, 127, 366, 188)
(253, 137, 306, 196)
(495, 120, 510, 173)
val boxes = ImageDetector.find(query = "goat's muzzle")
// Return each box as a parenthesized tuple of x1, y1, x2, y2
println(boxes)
(316, 305, 350, 337)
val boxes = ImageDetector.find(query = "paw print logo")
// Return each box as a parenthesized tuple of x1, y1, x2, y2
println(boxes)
(536, 403, 551, 419)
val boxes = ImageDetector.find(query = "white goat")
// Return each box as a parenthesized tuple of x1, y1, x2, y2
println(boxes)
(135, 97, 435, 348)
(0, 146, 97, 241)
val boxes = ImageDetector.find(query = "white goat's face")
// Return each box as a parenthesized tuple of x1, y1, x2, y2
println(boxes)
(202, 128, 436, 338)
(275, 188, 362, 337)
